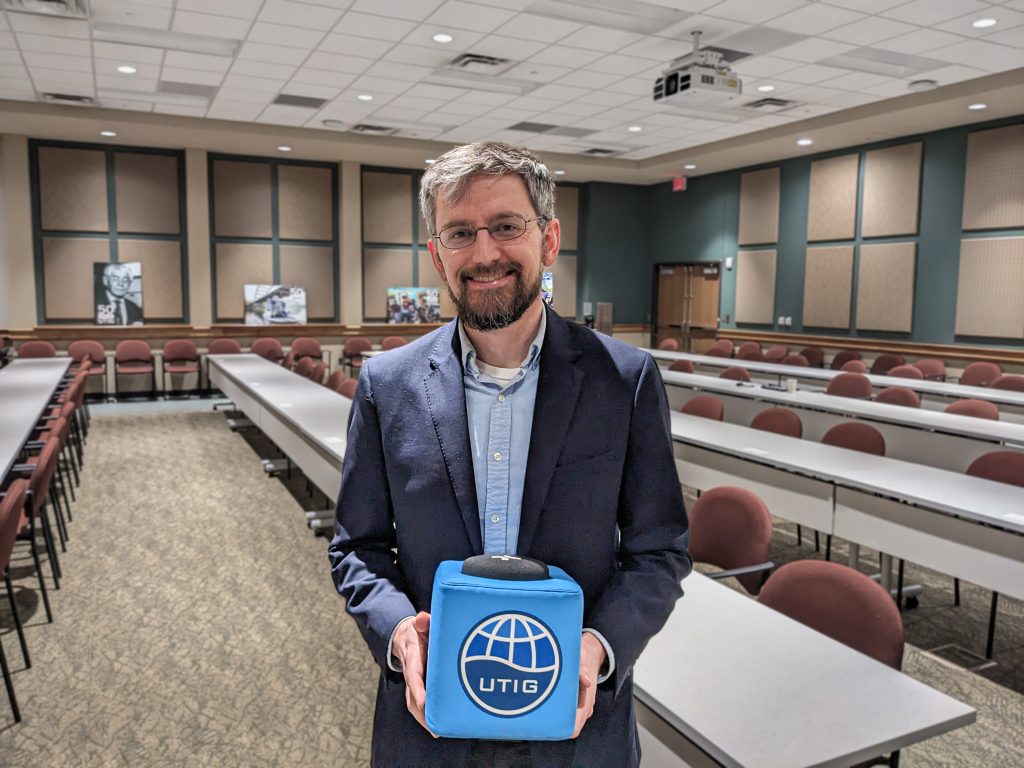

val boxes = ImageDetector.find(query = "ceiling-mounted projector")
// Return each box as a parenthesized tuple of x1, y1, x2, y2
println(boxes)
(653, 31, 742, 106)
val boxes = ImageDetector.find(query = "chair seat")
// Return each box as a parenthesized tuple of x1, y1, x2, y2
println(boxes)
(117, 364, 154, 374)
(84, 367, 105, 377)
(164, 362, 199, 374)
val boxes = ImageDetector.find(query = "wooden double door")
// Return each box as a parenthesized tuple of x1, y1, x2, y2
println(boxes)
(653, 262, 721, 353)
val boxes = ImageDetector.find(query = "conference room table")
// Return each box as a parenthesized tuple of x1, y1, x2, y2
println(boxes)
(0, 357, 71, 480)
(208, 353, 977, 768)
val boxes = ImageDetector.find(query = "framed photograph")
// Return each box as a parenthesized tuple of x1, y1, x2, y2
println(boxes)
(243, 285, 308, 325)
(94, 261, 143, 325)
(387, 287, 441, 324)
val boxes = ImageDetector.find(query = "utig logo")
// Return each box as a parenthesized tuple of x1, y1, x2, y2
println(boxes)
(459, 612, 560, 717)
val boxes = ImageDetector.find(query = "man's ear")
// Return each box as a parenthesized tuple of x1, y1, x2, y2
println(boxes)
(541, 218, 560, 268)
(428, 239, 448, 283)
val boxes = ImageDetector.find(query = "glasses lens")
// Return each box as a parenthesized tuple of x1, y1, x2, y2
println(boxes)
(488, 215, 527, 241)
(439, 225, 476, 249)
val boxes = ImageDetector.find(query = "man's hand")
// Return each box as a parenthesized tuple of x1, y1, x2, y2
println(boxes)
(572, 632, 607, 738)
(394, 611, 434, 735)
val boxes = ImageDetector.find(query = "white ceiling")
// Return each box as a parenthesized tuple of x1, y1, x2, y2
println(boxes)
(0, 0, 1022, 182)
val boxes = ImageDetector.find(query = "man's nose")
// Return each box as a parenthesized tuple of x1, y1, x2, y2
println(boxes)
(470, 228, 503, 263)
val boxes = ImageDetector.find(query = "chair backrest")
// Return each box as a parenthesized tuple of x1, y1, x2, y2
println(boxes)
(718, 366, 750, 382)
(840, 359, 867, 373)
(163, 339, 198, 363)
(381, 335, 407, 351)
(966, 451, 1024, 487)
(737, 341, 761, 358)
(764, 344, 788, 363)
(251, 337, 284, 363)
(668, 359, 694, 374)
(338, 378, 358, 399)
(822, 421, 886, 456)
(781, 354, 808, 367)
(869, 353, 904, 375)
(208, 338, 242, 355)
(913, 357, 945, 380)
(991, 374, 1024, 392)
(707, 339, 733, 356)
(705, 346, 731, 358)
(830, 350, 861, 370)
(309, 361, 326, 384)
(291, 336, 323, 361)
(27, 433, 62, 516)
(758, 560, 904, 670)
(750, 407, 802, 438)
(657, 338, 679, 351)
(887, 364, 923, 380)
(874, 386, 920, 408)
(944, 398, 999, 420)
(680, 395, 724, 421)
(294, 357, 314, 377)
(0, 479, 29, 571)
(344, 337, 373, 359)
(688, 487, 773, 595)
(737, 349, 765, 362)
(825, 372, 872, 399)
(18, 340, 56, 358)
(799, 347, 824, 368)
(69, 339, 105, 365)
(959, 361, 1001, 387)
(115, 339, 153, 364)
(325, 369, 347, 393)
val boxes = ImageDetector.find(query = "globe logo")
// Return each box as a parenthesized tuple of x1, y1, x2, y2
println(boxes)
(459, 612, 561, 717)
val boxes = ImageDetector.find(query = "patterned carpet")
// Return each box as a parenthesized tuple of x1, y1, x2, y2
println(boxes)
(0, 408, 1020, 766)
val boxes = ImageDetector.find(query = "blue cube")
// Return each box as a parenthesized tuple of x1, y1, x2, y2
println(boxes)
(424, 556, 583, 741)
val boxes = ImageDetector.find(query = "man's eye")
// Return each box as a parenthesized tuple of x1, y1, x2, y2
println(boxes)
(448, 228, 472, 241)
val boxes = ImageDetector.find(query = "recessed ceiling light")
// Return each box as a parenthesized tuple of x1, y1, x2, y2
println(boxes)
(432, 32, 454, 44)
(968, 103, 987, 111)
(684, 164, 697, 170)
(797, 138, 813, 147)
(322, 119, 344, 129)
(117, 64, 137, 74)
(356, 93, 374, 102)
(627, 125, 643, 132)
(554, 170, 566, 176)
(756, 84, 775, 93)
(277, 145, 292, 152)
(100, 130, 117, 137)
(425, 159, 436, 164)
(971, 18, 997, 29)
(908, 79, 938, 93)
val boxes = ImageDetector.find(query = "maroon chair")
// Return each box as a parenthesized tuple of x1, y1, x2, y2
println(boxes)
(967, 451, 1024, 488)
(875, 386, 920, 408)
(718, 366, 750, 382)
(291, 336, 324, 366)
(825, 372, 872, 399)
(325, 369, 347, 393)
(830, 350, 861, 370)
(705, 340, 734, 358)
(781, 354, 808, 367)
(0, 479, 30, 723)
(738, 349, 765, 362)
(869, 353, 904, 375)
(959, 361, 1001, 387)
(68, 340, 107, 396)
(294, 357, 314, 379)
(799, 347, 824, 368)
(841, 359, 867, 373)
(688, 487, 775, 595)
(737, 341, 761, 358)
(208, 339, 242, 355)
(343, 337, 373, 377)
(251, 337, 285, 364)
(945, 399, 999, 420)
(114, 340, 155, 398)
(764, 344, 788, 363)
(822, 422, 886, 456)
(668, 360, 694, 374)
(16, 435, 64, 593)
(991, 374, 1024, 392)
(381, 336, 407, 351)
(913, 358, 946, 381)
(17, 340, 56, 358)
(309, 361, 326, 385)
(338, 378, 358, 399)
(887, 365, 923, 380)
(656, 338, 679, 351)
(161, 339, 200, 397)
(750, 407, 802, 438)
(681, 395, 724, 421)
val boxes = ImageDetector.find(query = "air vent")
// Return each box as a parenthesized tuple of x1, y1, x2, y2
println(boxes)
(508, 121, 558, 133)
(273, 93, 327, 109)
(740, 97, 798, 112)
(445, 53, 514, 76)
(159, 81, 217, 99)
(4, 0, 88, 19)
(42, 92, 96, 106)
(351, 124, 398, 136)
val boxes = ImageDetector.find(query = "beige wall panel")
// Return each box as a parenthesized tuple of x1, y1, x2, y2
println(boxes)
(38, 147, 108, 232)
(363, 248, 412, 320)
(2, 136, 37, 329)
(340, 161, 363, 325)
(185, 148, 211, 326)
(551, 254, 577, 317)
(735, 249, 776, 325)
(803, 246, 854, 329)
(118, 239, 183, 319)
(363, 172, 413, 244)
(215, 243, 273, 319)
(212, 160, 272, 238)
(280, 245, 334, 319)
(738, 167, 780, 245)
(115, 153, 180, 234)
(962, 124, 1024, 230)
(856, 242, 916, 333)
(279, 164, 333, 241)
(419, 211, 431, 246)
(807, 154, 859, 242)
(955, 236, 1024, 338)
(556, 185, 579, 251)
(42, 237, 108, 320)
(861, 143, 921, 238)
(416, 251, 453, 320)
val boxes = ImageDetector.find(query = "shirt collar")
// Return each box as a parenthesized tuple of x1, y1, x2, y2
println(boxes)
(459, 305, 546, 378)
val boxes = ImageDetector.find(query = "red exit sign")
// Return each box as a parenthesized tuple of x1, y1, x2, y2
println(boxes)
(672, 176, 687, 192)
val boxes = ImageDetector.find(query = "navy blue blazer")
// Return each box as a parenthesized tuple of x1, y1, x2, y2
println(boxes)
(330, 306, 691, 768)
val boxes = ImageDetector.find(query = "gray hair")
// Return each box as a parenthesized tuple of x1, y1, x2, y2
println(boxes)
(419, 142, 556, 236)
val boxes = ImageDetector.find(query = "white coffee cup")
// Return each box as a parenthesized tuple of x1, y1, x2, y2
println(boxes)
(786, 378, 798, 393)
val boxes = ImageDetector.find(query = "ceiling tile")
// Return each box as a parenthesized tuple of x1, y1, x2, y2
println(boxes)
(457, 89, 515, 105)
(258, 0, 345, 30)
(305, 51, 374, 75)
(766, 3, 865, 35)
(731, 54, 803, 76)
(32, 79, 94, 96)
(769, 37, 856, 62)
(350, 0, 445, 20)
(704, 0, 810, 25)
(0, 63, 28, 79)
(821, 70, 894, 90)
(871, 28, 967, 55)
(248, 21, 326, 48)
(239, 41, 310, 65)
(883, 0, 990, 26)
(162, 66, 227, 86)
(350, 74, 414, 94)
(98, 99, 153, 112)
(22, 51, 92, 73)
(585, 54, 656, 77)
(280, 82, 342, 100)
(172, 11, 253, 39)
(555, 69, 624, 89)
(527, 46, 604, 68)
(822, 16, 919, 46)
(557, 25, 647, 52)
(914, 63, 991, 84)
(933, 6, 1024, 36)
(502, 62, 573, 83)
(96, 74, 158, 92)
(222, 73, 286, 92)
(468, 34, 548, 60)
(425, 1, 518, 34)
(8, 14, 89, 38)
(153, 103, 209, 116)
(26, 66, 92, 85)
(164, 51, 233, 72)
(986, 25, 1024, 46)
(0, 31, 14, 49)
(497, 13, 583, 43)
(0, 49, 23, 65)
(96, 59, 160, 79)
(318, 32, 394, 59)
(335, 12, 418, 41)
(778, 63, 851, 84)
(382, 44, 453, 68)
(616, 35, 695, 62)
(783, 83, 846, 102)
(925, 38, 1024, 70)
(231, 59, 297, 80)
(91, 0, 172, 29)
(176, 0, 264, 19)
(541, 100, 609, 118)
(92, 42, 165, 65)
(210, 87, 274, 103)
(16, 32, 91, 57)
(818, 0, 911, 11)
(363, 60, 433, 81)
(412, 83, 469, 99)
(389, 94, 448, 111)
(398, 26, 484, 49)
(290, 67, 359, 88)
(207, 100, 265, 120)
(256, 103, 315, 126)
(819, 90, 878, 108)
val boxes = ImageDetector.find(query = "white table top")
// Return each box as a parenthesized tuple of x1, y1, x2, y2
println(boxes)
(671, 411, 1024, 535)
(647, 348, 1024, 408)
(0, 357, 71, 479)
(634, 573, 975, 768)
(662, 369, 1024, 446)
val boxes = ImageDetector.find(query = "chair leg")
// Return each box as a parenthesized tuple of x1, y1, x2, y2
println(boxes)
(4, 572, 30, 668)
(896, 559, 906, 611)
(796, 524, 802, 547)
(890, 748, 900, 767)
(48, 487, 68, 552)
(985, 592, 999, 659)
(814, 530, 820, 552)
(39, 503, 61, 586)
(0, 635, 21, 723)
(26, 528, 53, 623)
(824, 535, 832, 562)
(953, 578, 960, 607)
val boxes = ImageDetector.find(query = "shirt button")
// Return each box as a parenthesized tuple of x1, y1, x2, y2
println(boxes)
(491, 514, 500, 524)
(497, 394, 505, 403)
(493, 451, 502, 461)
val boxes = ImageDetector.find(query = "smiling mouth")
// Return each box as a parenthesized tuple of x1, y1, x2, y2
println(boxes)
(464, 269, 516, 287)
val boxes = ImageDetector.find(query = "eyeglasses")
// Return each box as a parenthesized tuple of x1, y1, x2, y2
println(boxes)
(434, 214, 547, 250)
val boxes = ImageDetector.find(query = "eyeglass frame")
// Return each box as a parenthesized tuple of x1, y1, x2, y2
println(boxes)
(431, 213, 549, 251)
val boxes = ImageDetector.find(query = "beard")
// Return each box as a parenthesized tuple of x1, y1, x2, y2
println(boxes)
(447, 257, 541, 332)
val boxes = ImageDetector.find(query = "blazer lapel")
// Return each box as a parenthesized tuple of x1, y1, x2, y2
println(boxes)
(424, 322, 483, 554)
(517, 308, 583, 555)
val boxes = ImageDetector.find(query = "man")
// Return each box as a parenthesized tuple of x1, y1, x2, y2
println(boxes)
(96, 262, 143, 326)
(329, 143, 690, 768)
